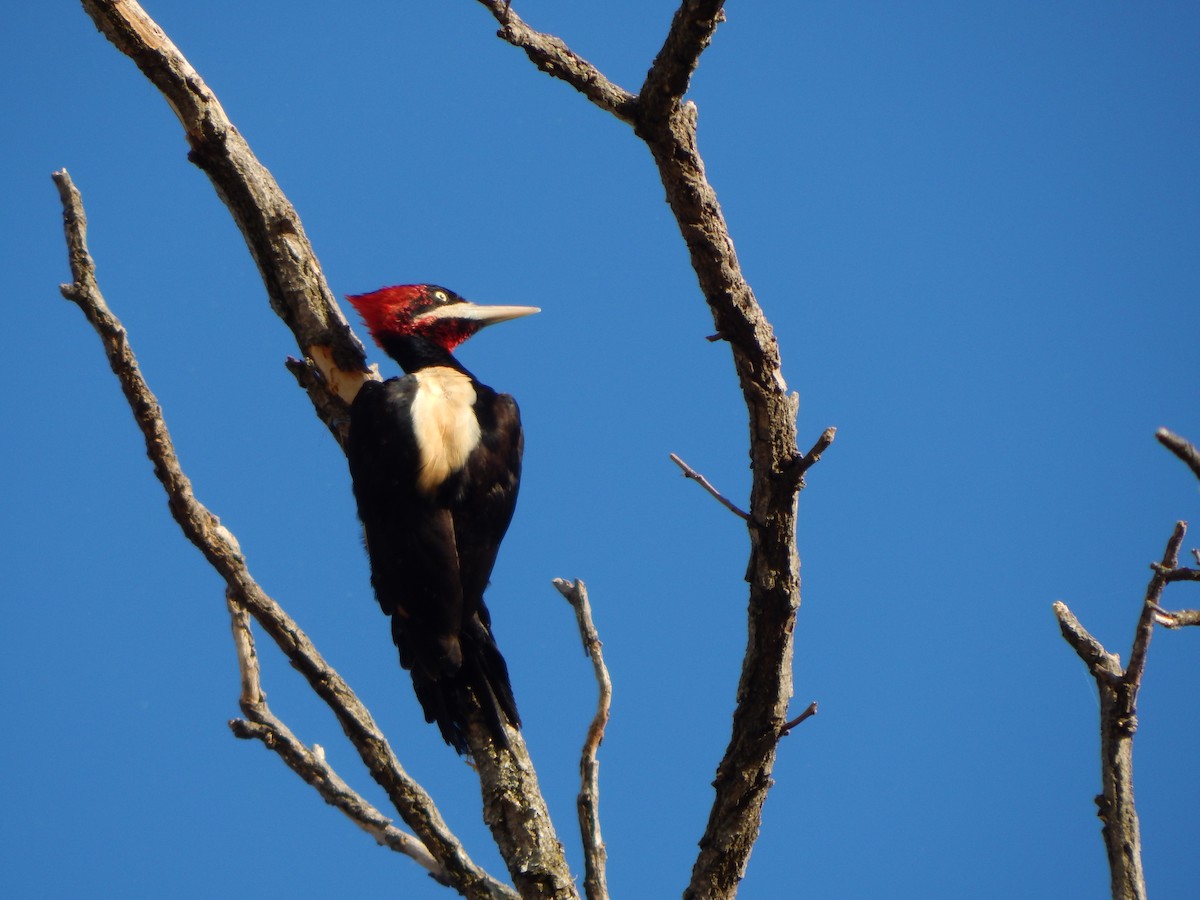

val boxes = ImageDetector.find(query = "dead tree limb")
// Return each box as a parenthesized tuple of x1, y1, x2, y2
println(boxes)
(75, 3, 576, 895)
(553, 579, 613, 900)
(1153, 606, 1200, 628)
(52, 168, 516, 897)
(475, 3, 829, 896)
(778, 701, 819, 739)
(479, 1, 637, 121)
(1054, 516, 1196, 900)
(54, 167, 519, 900)
(224, 591, 459, 889)
(669, 453, 751, 521)
(78, 0, 371, 437)
(1149, 431, 1200, 631)
(1156, 428, 1200, 482)
(75, 0, 830, 893)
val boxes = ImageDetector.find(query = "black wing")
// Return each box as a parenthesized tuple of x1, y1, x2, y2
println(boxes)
(347, 378, 464, 672)
(440, 385, 524, 736)
(442, 384, 524, 617)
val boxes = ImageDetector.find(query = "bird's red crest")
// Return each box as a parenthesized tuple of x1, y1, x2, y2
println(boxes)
(346, 285, 429, 346)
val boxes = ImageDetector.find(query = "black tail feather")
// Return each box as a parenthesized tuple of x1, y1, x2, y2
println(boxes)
(406, 620, 520, 755)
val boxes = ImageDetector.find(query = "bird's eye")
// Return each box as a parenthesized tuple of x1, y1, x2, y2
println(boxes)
(433, 290, 447, 303)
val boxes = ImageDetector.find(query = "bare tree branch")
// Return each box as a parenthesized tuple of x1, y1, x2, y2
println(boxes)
(225, 592, 480, 892)
(1052, 601, 1122, 683)
(1124, 521, 1186, 691)
(285, 354, 371, 450)
(1156, 428, 1200, 481)
(640, 0, 726, 121)
(1152, 606, 1200, 628)
(630, 49, 805, 900)
(79, 0, 372, 435)
(796, 426, 838, 480)
(775, 426, 838, 490)
(475, 0, 637, 122)
(1054, 421, 1200, 900)
(462, 723, 578, 900)
(778, 701, 818, 739)
(669, 452, 750, 521)
(53, 168, 516, 900)
(74, 3, 580, 893)
(478, 5, 815, 896)
(1052, 598, 1144, 900)
(1053, 520, 1195, 900)
(553, 579, 612, 900)
(1158, 566, 1200, 584)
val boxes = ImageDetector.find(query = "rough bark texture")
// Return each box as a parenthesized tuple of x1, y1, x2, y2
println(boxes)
(1096, 680, 1145, 900)
(1053, 600, 1147, 900)
(80, 0, 371, 434)
(477, 2, 820, 896)
(554, 578, 613, 900)
(224, 592, 459, 889)
(468, 725, 577, 900)
(637, 100, 800, 900)
(71, 3, 578, 896)
(639, 8, 807, 898)
(1054, 511, 1198, 900)
(72, 1, 827, 896)
(55, 168, 516, 900)
(1157, 427, 1200, 482)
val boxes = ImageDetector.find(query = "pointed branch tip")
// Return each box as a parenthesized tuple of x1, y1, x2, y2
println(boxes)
(778, 701, 818, 738)
(668, 452, 750, 521)
(1156, 428, 1200, 481)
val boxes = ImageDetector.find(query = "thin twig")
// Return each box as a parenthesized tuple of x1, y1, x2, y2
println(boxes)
(669, 453, 750, 521)
(1151, 606, 1200, 628)
(1125, 521, 1186, 692)
(553, 579, 612, 900)
(53, 168, 515, 900)
(777, 425, 838, 489)
(1158, 566, 1200, 583)
(797, 427, 837, 479)
(778, 701, 818, 738)
(1156, 428, 1200, 482)
(473, 0, 637, 122)
(225, 592, 457, 888)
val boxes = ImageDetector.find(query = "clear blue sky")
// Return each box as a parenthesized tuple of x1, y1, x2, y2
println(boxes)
(3, 3, 1198, 898)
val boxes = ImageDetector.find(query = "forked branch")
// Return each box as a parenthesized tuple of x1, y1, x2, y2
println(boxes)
(78, 0, 371, 434)
(54, 168, 516, 900)
(476, 3, 822, 897)
(475, 0, 636, 121)
(640, 0, 727, 121)
(553, 578, 613, 900)
(1054, 515, 1196, 900)
(225, 591, 457, 889)
(75, 3, 576, 894)
(77, 0, 829, 895)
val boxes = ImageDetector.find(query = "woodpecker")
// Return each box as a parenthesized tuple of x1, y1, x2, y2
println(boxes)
(345, 284, 538, 754)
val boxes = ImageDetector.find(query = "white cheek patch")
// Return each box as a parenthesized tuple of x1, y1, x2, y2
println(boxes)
(410, 367, 482, 494)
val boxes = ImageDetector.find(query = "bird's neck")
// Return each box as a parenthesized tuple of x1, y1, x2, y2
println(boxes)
(379, 333, 473, 378)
